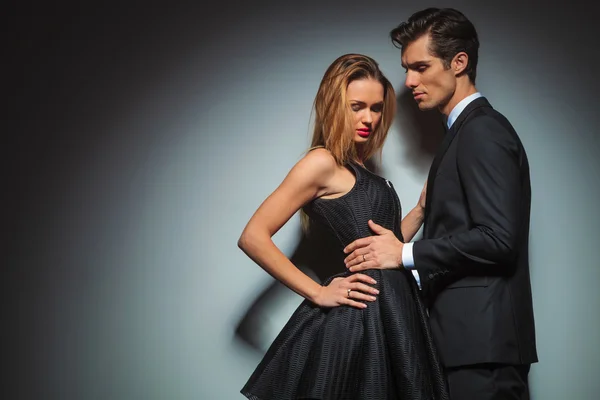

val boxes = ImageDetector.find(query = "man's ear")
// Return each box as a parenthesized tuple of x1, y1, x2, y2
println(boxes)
(452, 52, 469, 76)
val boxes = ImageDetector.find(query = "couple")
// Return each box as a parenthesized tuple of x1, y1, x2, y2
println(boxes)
(238, 8, 537, 400)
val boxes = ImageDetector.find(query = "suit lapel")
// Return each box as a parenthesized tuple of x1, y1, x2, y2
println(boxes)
(423, 125, 457, 237)
(423, 97, 492, 237)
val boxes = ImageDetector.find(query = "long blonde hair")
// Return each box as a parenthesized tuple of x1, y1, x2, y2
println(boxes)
(301, 54, 397, 231)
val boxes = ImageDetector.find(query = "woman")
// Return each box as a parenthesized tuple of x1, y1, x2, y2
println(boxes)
(238, 54, 448, 399)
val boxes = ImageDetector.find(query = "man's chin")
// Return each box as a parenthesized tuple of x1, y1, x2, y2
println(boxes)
(416, 101, 435, 111)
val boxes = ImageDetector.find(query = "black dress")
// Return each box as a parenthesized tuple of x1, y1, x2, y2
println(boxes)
(241, 163, 449, 400)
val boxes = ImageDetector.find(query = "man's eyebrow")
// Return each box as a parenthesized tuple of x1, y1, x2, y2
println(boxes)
(404, 60, 431, 69)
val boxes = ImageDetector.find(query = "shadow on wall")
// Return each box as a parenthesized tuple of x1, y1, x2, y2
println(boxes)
(394, 88, 445, 174)
(233, 219, 349, 352)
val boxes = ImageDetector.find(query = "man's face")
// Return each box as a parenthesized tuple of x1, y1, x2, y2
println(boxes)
(401, 34, 456, 114)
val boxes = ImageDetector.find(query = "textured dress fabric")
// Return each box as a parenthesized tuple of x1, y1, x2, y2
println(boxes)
(241, 163, 449, 400)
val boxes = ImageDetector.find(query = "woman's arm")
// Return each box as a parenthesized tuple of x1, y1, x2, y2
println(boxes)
(238, 149, 378, 308)
(400, 180, 426, 242)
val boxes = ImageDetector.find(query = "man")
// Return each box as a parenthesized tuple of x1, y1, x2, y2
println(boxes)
(343, 8, 537, 400)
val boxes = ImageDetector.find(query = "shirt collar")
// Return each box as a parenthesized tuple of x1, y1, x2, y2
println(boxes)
(447, 92, 482, 129)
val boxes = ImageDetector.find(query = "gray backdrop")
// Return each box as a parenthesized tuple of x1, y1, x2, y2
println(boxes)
(8, 1, 599, 399)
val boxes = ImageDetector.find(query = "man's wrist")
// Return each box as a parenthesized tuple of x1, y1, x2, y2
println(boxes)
(397, 242, 404, 268)
(401, 242, 415, 268)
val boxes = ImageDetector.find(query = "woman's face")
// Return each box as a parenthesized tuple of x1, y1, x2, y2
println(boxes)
(346, 78, 384, 144)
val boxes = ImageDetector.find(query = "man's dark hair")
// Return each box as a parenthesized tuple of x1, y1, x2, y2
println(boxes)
(390, 8, 479, 83)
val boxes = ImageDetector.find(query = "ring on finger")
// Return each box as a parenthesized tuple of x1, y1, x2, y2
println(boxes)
(362, 254, 366, 262)
(347, 288, 352, 298)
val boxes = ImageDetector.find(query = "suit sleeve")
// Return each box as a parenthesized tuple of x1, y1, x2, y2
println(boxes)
(413, 116, 524, 281)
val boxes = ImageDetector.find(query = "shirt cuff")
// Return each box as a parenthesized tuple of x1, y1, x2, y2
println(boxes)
(402, 242, 421, 289)
(402, 242, 415, 268)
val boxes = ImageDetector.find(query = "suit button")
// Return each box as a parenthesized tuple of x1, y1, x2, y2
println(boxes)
(428, 273, 434, 279)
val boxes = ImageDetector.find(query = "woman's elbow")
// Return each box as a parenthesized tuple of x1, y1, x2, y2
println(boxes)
(238, 229, 252, 252)
(238, 225, 269, 253)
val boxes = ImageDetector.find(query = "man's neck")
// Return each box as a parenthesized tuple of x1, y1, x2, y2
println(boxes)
(440, 80, 478, 117)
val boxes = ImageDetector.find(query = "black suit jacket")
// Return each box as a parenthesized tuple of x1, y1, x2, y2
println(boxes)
(413, 97, 538, 368)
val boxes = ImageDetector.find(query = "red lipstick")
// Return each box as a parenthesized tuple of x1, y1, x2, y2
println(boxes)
(357, 128, 371, 138)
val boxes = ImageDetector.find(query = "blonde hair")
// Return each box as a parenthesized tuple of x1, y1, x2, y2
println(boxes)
(301, 54, 397, 231)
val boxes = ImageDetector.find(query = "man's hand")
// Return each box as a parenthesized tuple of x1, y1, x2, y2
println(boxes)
(343, 220, 404, 272)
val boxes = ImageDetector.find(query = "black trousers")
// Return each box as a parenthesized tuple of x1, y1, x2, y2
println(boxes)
(446, 363, 530, 400)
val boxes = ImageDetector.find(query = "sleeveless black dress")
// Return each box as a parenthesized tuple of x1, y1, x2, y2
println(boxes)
(241, 163, 449, 400)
